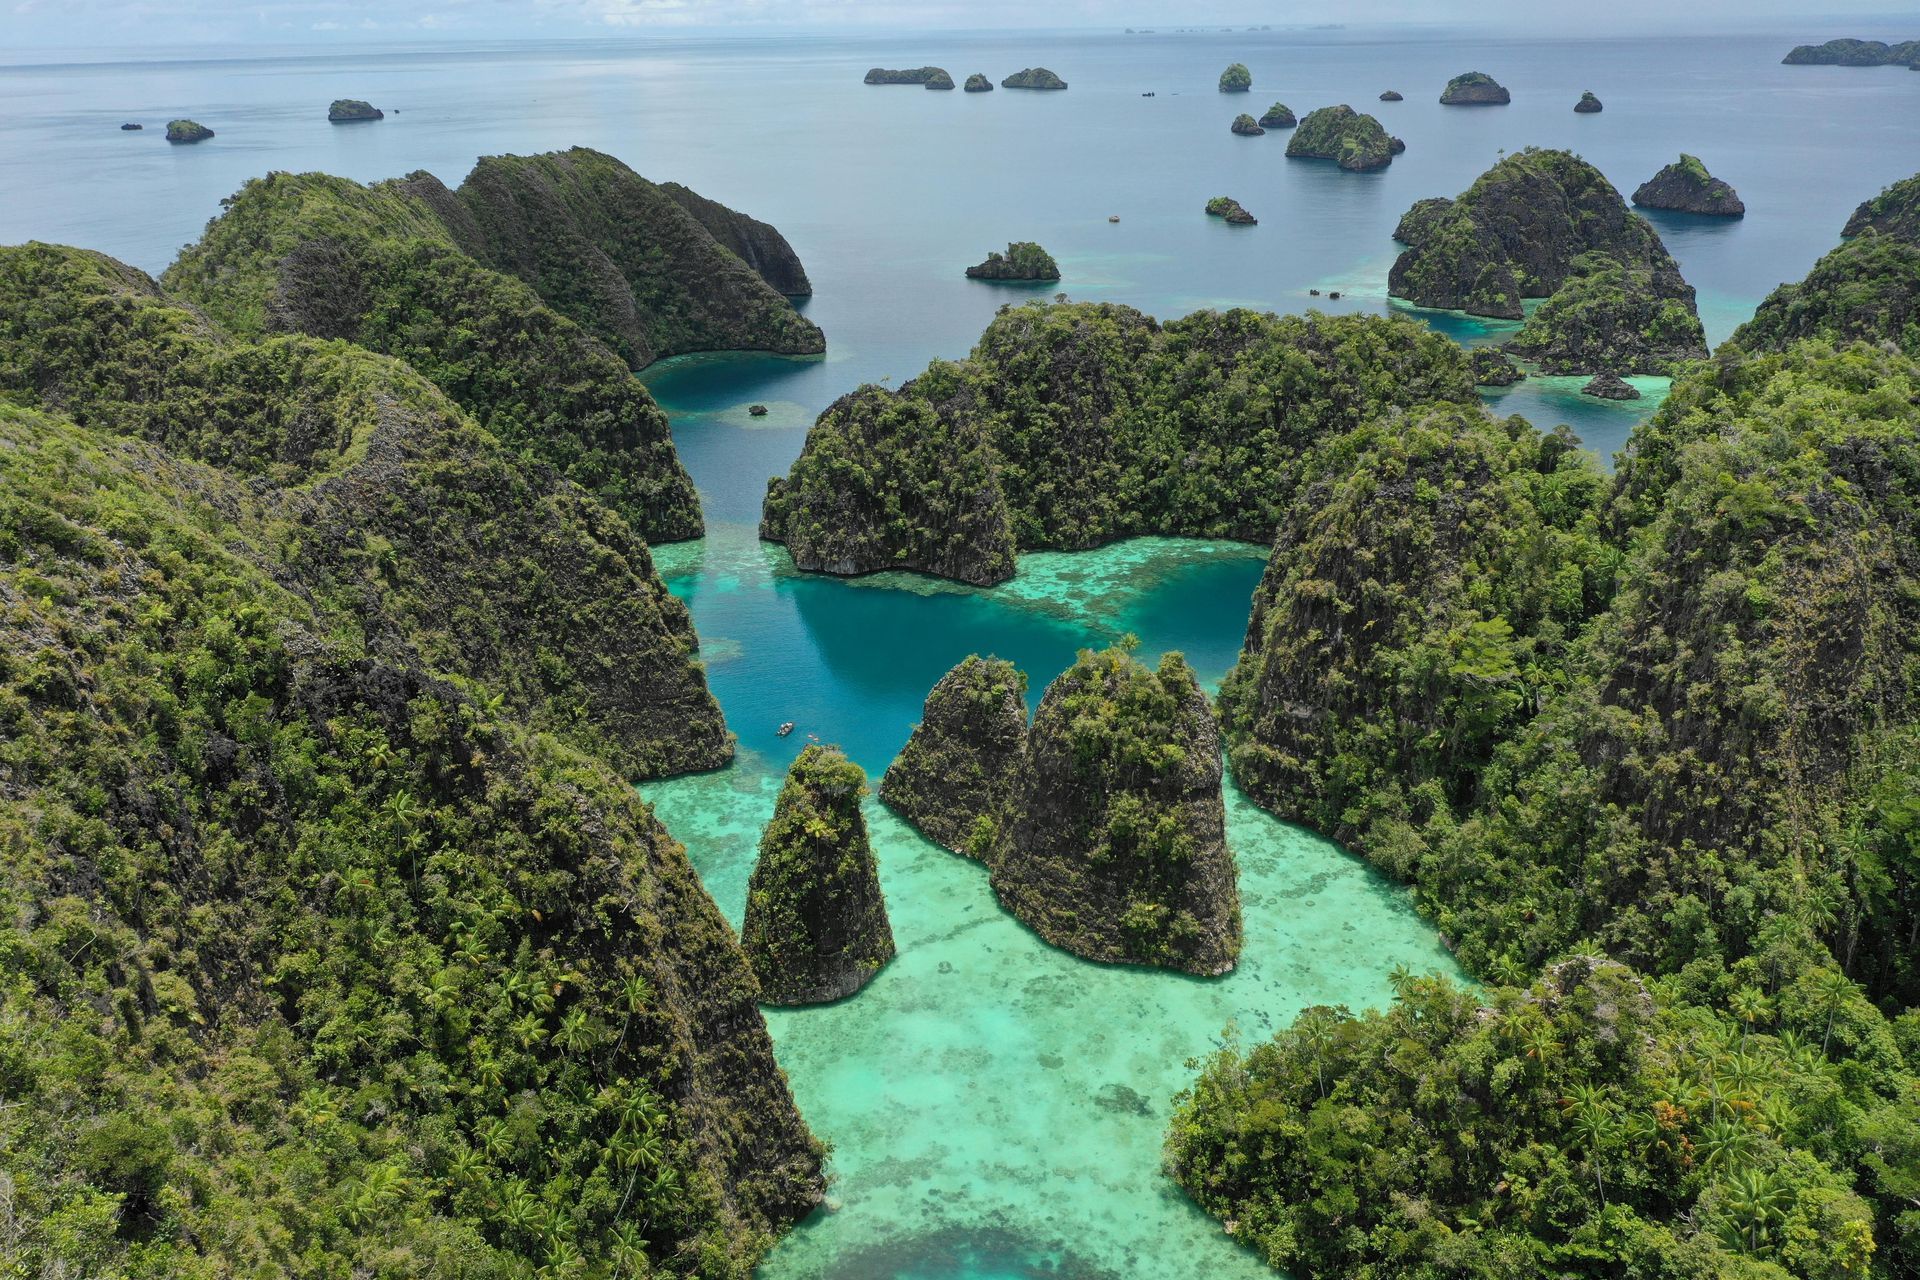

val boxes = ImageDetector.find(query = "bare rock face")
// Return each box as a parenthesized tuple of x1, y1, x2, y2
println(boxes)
(990, 647, 1242, 976)
(880, 656, 1030, 858)
(742, 746, 896, 1005)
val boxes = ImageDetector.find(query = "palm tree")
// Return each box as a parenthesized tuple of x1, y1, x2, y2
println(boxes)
(1719, 1166, 1788, 1254)
(1696, 1115, 1753, 1172)
(608, 1221, 650, 1279)
(1727, 985, 1772, 1052)
(1561, 1084, 1615, 1207)
(1817, 969, 1855, 1055)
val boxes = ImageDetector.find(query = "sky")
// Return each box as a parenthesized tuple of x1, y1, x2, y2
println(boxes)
(1, 0, 1914, 47)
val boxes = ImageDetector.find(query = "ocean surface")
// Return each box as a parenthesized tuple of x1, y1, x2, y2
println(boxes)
(6, 21, 1917, 1278)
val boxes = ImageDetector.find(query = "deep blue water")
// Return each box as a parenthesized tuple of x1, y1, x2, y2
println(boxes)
(7, 22, 1918, 1279)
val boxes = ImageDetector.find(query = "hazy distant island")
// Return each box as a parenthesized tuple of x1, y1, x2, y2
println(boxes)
(864, 66, 952, 85)
(965, 241, 1061, 280)
(1379, 89, 1403, 101)
(1782, 37, 1920, 65)
(964, 72, 993, 92)
(1002, 67, 1068, 90)
(327, 99, 384, 122)
(119, 121, 142, 130)
(1439, 70, 1510, 104)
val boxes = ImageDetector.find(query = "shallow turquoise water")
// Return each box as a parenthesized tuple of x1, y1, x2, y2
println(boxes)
(644, 530, 1458, 1280)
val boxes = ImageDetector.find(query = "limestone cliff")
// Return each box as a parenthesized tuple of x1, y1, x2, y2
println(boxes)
(880, 656, 1030, 857)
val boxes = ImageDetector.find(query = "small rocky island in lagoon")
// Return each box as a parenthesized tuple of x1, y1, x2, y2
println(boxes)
(1206, 195, 1257, 224)
(965, 241, 1061, 281)
(1002, 67, 1068, 90)
(964, 73, 993, 92)
(1575, 90, 1603, 112)
(1230, 113, 1264, 136)
(165, 119, 213, 143)
(1285, 104, 1395, 170)
(741, 745, 895, 1004)
(1582, 371, 1642, 399)
(1782, 37, 1920, 65)
(864, 66, 952, 85)
(327, 99, 384, 122)
(1440, 71, 1511, 104)
(1218, 62, 1252, 92)
(1633, 154, 1745, 217)
(880, 656, 1030, 858)
(1258, 101, 1297, 128)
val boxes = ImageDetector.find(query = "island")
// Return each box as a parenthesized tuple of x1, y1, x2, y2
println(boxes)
(964, 241, 1061, 281)
(989, 647, 1242, 975)
(1782, 37, 1920, 65)
(1002, 67, 1068, 90)
(964, 72, 994, 92)
(1502, 255, 1709, 374)
(1230, 113, 1264, 136)
(1574, 89, 1603, 112)
(1470, 348, 1525, 385)
(1285, 104, 1395, 170)
(1581, 371, 1641, 399)
(119, 122, 142, 130)
(1218, 62, 1252, 92)
(1632, 154, 1745, 217)
(1257, 101, 1297, 128)
(1439, 70, 1511, 104)
(165, 119, 213, 143)
(740, 746, 896, 1005)
(1206, 195, 1257, 224)
(880, 656, 1030, 858)
(864, 66, 952, 85)
(1845, 172, 1920, 240)
(327, 98, 384, 123)
(1379, 89, 1404, 101)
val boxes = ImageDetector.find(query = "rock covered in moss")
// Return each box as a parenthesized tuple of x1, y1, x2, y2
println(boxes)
(1258, 101, 1297, 128)
(1002, 67, 1068, 90)
(865, 66, 951, 85)
(1632, 154, 1745, 217)
(1582, 371, 1641, 399)
(1843, 171, 1920, 240)
(1230, 113, 1265, 136)
(880, 656, 1030, 857)
(1440, 71, 1510, 104)
(992, 648, 1242, 975)
(965, 73, 994, 92)
(328, 99, 384, 122)
(1574, 90, 1603, 113)
(166, 119, 213, 143)
(742, 746, 896, 1005)
(1470, 348, 1526, 385)
(1219, 63, 1252, 92)
(1285, 104, 1395, 171)
(1503, 254, 1708, 375)
(1206, 195, 1257, 224)
(1387, 148, 1697, 319)
(965, 241, 1061, 281)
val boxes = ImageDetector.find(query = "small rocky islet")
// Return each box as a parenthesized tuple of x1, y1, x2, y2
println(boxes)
(119, 121, 142, 130)
(741, 745, 896, 1005)
(964, 73, 993, 92)
(1632, 153, 1745, 217)
(1258, 101, 1297, 128)
(1379, 89, 1404, 101)
(1574, 89, 1603, 112)
(327, 98, 384, 122)
(1206, 195, 1257, 224)
(1440, 70, 1511, 104)
(963, 241, 1061, 281)
(1002, 67, 1068, 90)
(1285, 103, 1396, 170)
(1581, 370, 1642, 399)
(1218, 62, 1253, 92)
(165, 118, 213, 143)
(1229, 113, 1264, 136)
(863, 66, 951, 85)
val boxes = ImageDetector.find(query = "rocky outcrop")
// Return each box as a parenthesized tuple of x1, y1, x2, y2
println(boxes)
(865, 66, 951, 85)
(1387, 148, 1697, 319)
(1782, 38, 1920, 65)
(1379, 90, 1404, 101)
(1574, 90, 1603, 113)
(1258, 101, 1297, 128)
(1582, 371, 1640, 399)
(1230, 113, 1264, 136)
(1285, 104, 1395, 170)
(1844, 172, 1920, 240)
(991, 648, 1241, 975)
(1219, 62, 1252, 92)
(1470, 348, 1525, 385)
(742, 746, 896, 1005)
(1503, 255, 1708, 375)
(761, 302, 1475, 585)
(965, 240, 1061, 280)
(925, 69, 956, 89)
(1003, 67, 1068, 90)
(119, 121, 142, 130)
(1440, 71, 1510, 104)
(327, 98, 383, 122)
(1632, 154, 1745, 217)
(880, 656, 1030, 857)
(1206, 195, 1257, 224)
(661, 180, 813, 295)
(166, 119, 213, 143)
(965, 73, 994, 92)
(1390, 135, 1407, 154)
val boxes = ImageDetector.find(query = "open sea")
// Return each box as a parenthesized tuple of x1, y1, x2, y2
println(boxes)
(5, 21, 1916, 1277)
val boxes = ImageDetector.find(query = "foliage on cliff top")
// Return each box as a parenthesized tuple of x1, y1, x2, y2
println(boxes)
(1728, 234, 1920, 361)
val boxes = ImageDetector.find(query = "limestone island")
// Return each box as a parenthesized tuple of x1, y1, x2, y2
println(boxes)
(1471, 348, 1526, 385)
(965, 241, 1061, 281)
(1258, 101, 1297, 128)
(1219, 62, 1252, 92)
(1782, 38, 1920, 66)
(1575, 90, 1603, 113)
(1285, 104, 1395, 171)
(740, 746, 895, 1005)
(1206, 195, 1257, 224)
(990, 647, 1242, 976)
(1633, 154, 1746, 217)
(1390, 135, 1407, 154)
(1440, 71, 1510, 104)
(165, 119, 213, 144)
(1230, 113, 1264, 136)
(964, 73, 994, 92)
(119, 122, 142, 131)
(327, 99, 384, 123)
(1582, 371, 1641, 399)
(1002, 67, 1068, 90)
(880, 656, 1030, 858)
(1845, 172, 1920, 240)
(1379, 90, 1404, 101)
(864, 66, 952, 86)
